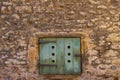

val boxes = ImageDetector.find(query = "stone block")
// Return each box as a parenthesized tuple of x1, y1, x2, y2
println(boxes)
(106, 33, 120, 42)
(1, 6, 12, 14)
(15, 6, 32, 13)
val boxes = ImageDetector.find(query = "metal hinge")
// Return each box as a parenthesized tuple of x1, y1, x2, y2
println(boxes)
(74, 54, 82, 57)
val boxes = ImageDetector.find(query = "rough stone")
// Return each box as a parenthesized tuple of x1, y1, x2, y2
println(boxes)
(104, 50, 119, 57)
(1, 6, 12, 14)
(106, 33, 120, 42)
(88, 0, 99, 4)
(0, 0, 120, 80)
(15, 6, 32, 13)
(111, 43, 120, 50)
(107, 26, 120, 32)
(97, 5, 107, 9)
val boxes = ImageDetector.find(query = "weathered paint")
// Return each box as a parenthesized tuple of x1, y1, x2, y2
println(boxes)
(56, 38, 65, 74)
(49, 38, 57, 74)
(39, 38, 81, 74)
(72, 38, 81, 74)
(65, 38, 73, 74)
(40, 38, 50, 74)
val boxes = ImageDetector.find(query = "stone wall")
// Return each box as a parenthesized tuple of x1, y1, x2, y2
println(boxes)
(0, 0, 120, 80)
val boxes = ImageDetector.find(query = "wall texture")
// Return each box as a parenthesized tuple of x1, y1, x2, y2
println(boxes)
(0, 0, 120, 80)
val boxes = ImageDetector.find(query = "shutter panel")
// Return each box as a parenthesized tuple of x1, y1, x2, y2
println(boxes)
(39, 38, 82, 74)
(56, 38, 65, 74)
(73, 38, 82, 74)
(40, 38, 50, 74)
(64, 38, 74, 74)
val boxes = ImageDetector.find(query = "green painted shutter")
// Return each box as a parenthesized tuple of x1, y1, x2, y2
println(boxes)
(56, 38, 65, 74)
(72, 38, 82, 74)
(64, 38, 74, 74)
(39, 38, 82, 74)
(49, 38, 57, 74)
(40, 38, 50, 74)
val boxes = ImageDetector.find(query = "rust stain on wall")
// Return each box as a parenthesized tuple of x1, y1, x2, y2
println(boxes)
(29, 48, 35, 61)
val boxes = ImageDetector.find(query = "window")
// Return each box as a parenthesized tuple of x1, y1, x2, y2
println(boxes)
(39, 38, 82, 74)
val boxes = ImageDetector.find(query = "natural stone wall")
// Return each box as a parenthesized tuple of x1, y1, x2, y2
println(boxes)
(0, 0, 120, 80)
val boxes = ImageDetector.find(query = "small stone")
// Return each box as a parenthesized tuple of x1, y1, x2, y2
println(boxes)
(1, 27, 6, 30)
(78, 20, 87, 23)
(106, 17, 111, 20)
(99, 40, 106, 46)
(3, 2, 12, 5)
(15, 6, 32, 13)
(106, 33, 120, 42)
(1, 6, 6, 13)
(91, 18, 98, 22)
(112, 14, 120, 21)
(41, 0, 48, 2)
(105, 77, 114, 80)
(97, 5, 107, 9)
(1, 6, 12, 14)
(110, 66, 117, 70)
(71, 29, 76, 32)
(44, 0, 47, 1)
(79, 12, 86, 16)
(68, 11, 75, 14)
(109, 10, 117, 14)
(20, 61, 26, 64)
(77, 20, 80, 23)
(89, 10, 96, 14)
(5, 61, 11, 64)
(98, 64, 110, 69)
(87, 22, 93, 27)
(89, 0, 99, 4)
(11, 14, 20, 20)
(107, 42, 111, 45)
(105, 50, 119, 57)
(5, 21, 11, 26)
(99, 25, 107, 28)
(111, 43, 120, 49)
(107, 26, 120, 32)
(2, 55, 8, 59)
